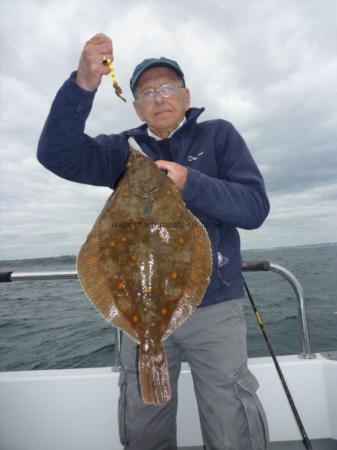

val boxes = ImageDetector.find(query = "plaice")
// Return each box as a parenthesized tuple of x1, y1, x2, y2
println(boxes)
(77, 139, 212, 404)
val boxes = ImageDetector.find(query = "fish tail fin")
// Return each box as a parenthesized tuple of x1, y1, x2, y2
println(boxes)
(139, 342, 171, 405)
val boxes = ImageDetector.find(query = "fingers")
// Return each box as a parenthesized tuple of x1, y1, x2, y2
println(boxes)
(155, 160, 173, 171)
(83, 33, 113, 73)
(154, 160, 188, 190)
(76, 33, 113, 91)
(87, 33, 109, 44)
(86, 33, 113, 59)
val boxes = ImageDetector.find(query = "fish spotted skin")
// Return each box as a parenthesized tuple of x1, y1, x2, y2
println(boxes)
(77, 147, 212, 404)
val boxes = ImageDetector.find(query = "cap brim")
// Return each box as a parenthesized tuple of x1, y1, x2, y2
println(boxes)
(131, 62, 184, 92)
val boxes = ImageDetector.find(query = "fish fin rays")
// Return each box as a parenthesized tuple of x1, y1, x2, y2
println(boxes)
(139, 343, 171, 405)
(77, 229, 139, 343)
(162, 218, 212, 340)
(77, 147, 213, 405)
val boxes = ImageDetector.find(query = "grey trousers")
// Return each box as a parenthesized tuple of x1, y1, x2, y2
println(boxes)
(118, 299, 269, 450)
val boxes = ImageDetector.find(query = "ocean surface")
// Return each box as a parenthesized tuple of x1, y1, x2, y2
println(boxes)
(0, 243, 336, 371)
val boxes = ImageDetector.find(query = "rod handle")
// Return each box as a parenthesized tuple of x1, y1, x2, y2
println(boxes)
(0, 271, 12, 283)
(241, 260, 270, 272)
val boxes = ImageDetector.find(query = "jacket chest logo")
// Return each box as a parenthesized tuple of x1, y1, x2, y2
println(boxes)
(187, 152, 204, 162)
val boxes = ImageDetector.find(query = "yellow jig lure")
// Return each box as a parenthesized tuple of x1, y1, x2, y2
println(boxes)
(102, 57, 127, 103)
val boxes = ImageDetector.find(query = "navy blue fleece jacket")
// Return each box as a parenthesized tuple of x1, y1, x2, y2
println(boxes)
(37, 73, 270, 307)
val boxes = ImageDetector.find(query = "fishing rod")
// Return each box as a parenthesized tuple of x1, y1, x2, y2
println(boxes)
(242, 263, 312, 450)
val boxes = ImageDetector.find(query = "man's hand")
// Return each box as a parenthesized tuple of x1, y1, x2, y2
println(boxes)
(76, 33, 113, 92)
(154, 160, 188, 191)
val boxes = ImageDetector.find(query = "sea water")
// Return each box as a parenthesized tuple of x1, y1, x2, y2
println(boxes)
(0, 243, 336, 371)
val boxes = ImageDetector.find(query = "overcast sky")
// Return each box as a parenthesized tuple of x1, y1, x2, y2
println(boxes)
(0, 0, 336, 260)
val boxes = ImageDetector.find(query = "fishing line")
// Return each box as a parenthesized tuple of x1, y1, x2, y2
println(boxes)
(243, 278, 312, 450)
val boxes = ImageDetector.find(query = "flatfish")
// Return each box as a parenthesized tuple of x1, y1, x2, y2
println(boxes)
(77, 139, 212, 404)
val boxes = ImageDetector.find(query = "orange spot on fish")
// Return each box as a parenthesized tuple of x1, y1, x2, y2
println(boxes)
(76, 147, 213, 406)
(146, 286, 152, 294)
(190, 273, 198, 281)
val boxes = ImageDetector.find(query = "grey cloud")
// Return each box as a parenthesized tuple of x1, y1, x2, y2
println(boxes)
(1, 0, 337, 259)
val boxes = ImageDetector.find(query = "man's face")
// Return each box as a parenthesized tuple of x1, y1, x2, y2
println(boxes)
(133, 67, 190, 136)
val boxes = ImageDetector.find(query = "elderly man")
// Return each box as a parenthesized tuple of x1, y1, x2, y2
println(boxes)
(38, 33, 270, 450)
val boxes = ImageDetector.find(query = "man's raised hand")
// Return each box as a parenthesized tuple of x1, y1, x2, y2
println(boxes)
(76, 33, 113, 92)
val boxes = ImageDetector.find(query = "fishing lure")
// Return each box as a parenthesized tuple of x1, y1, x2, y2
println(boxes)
(102, 57, 127, 103)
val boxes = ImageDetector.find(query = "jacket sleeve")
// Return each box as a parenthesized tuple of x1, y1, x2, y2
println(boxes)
(37, 72, 128, 188)
(181, 122, 270, 230)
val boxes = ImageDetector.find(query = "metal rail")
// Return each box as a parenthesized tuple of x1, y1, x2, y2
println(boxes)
(10, 271, 78, 282)
(269, 264, 315, 359)
(242, 261, 315, 359)
(0, 261, 315, 366)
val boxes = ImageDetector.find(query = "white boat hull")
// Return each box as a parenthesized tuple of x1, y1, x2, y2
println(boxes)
(0, 354, 336, 449)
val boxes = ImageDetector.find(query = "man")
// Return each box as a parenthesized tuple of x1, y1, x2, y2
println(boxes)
(38, 33, 270, 450)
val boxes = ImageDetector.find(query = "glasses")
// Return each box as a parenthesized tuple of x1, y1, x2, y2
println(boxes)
(135, 83, 183, 103)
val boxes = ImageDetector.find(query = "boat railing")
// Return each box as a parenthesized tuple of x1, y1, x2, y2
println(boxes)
(0, 261, 316, 371)
(241, 261, 315, 360)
